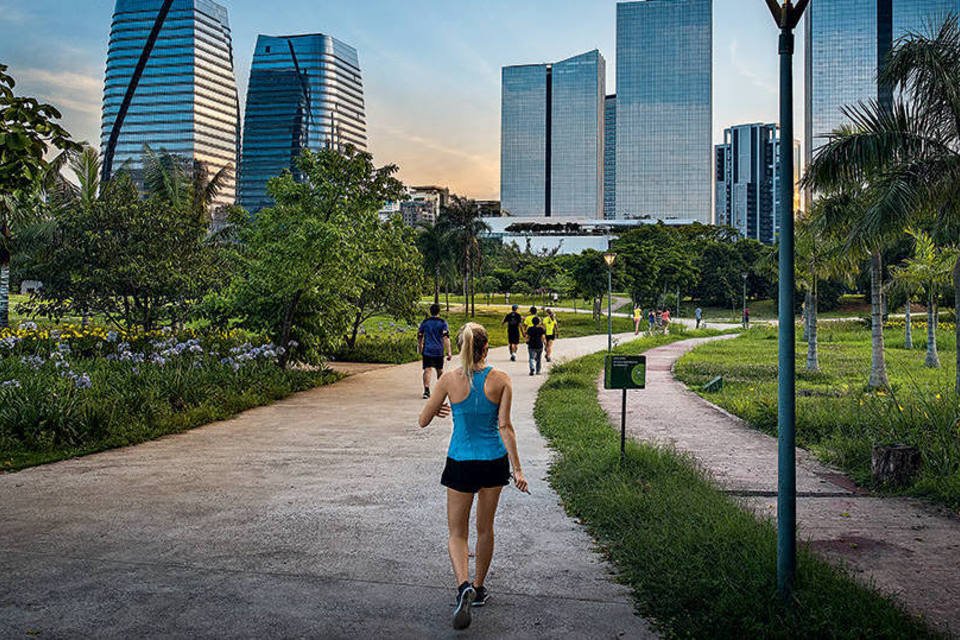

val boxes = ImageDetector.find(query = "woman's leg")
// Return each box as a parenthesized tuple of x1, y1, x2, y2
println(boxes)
(447, 488, 475, 586)
(474, 486, 503, 588)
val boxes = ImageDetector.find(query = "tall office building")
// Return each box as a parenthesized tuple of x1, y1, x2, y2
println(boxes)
(500, 50, 605, 218)
(239, 34, 367, 212)
(715, 122, 801, 244)
(101, 0, 240, 207)
(615, 0, 712, 223)
(604, 95, 617, 220)
(805, 0, 957, 164)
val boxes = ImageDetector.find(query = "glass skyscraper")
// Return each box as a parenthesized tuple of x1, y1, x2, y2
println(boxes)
(239, 34, 367, 212)
(101, 0, 240, 207)
(500, 50, 605, 218)
(805, 0, 958, 164)
(604, 95, 617, 220)
(615, 0, 712, 223)
(715, 123, 780, 244)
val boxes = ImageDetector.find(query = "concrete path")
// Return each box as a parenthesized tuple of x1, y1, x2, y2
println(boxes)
(0, 333, 657, 639)
(599, 337, 960, 636)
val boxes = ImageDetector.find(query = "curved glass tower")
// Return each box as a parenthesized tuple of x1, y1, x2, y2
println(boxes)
(239, 34, 367, 213)
(100, 0, 240, 207)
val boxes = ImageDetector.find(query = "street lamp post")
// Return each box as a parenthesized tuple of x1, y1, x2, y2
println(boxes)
(604, 252, 617, 352)
(765, 0, 809, 600)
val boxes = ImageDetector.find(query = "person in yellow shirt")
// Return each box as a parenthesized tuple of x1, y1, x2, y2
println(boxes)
(522, 306, 538, 339)
(633, 305, 643, 335)
(543, 308, 559, 362)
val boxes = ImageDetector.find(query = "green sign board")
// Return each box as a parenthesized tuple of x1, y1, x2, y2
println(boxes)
(604, 355, 646, 390)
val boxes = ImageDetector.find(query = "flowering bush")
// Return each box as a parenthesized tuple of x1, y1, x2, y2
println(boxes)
(0, 323, 337, 471)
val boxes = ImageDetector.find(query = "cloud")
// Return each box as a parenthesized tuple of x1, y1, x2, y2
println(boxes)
(14, 68, 102, 115)
(0, 2, 31, 24)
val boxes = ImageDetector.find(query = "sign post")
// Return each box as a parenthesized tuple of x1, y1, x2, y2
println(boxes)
(604, 354, 646, 461)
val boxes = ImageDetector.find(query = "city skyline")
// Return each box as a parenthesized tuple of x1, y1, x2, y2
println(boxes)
(5, 0, 805, 200)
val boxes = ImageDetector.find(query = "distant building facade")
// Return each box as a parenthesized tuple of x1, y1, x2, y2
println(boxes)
(603, 95, 616, 220)
(715, 123, 801, 244)
(239, 33, 366, 212)
(805, 0, 957, 166)
(101, 0, 240, 207)
(500, 50, 605, 218)
(615, 0, 712, 223)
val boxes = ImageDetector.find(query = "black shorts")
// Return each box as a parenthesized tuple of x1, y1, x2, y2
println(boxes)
(441, 455, 510, 494)
(507, 327, 521, 345)
(546, 334, 556, 342)
(422, 355, 444, 371)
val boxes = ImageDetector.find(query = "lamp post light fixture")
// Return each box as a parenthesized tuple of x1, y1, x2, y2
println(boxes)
(603, 251, 617, 352)
(765, 0, 809, 600)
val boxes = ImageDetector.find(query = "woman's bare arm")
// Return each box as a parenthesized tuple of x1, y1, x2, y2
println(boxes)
(418, 375, 451, 428)
(496, 375, 528, 492)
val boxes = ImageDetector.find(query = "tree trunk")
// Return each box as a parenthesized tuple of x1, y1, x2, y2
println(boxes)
(868, 251, 889, 388)
(433, 267, 440, 305)
(955, 256, 960, 394)
(925, 294, 939, 368)
(806, 283, 819, 372)
(445, 285, 450, 313)
(872, 444, 921, 488)
(802, 293, 809, 342)
(0, 259, 9, 329)
(278, 290, 304, 370)
(347, 311, 363, 349)
(904, 299, 912, 350)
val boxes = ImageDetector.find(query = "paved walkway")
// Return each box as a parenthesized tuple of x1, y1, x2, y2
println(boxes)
(0, 333, 657, 639)
(599, 337, 960, 636)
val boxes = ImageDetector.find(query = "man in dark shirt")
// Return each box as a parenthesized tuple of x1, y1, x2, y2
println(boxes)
(418, 303, 451, 398)
(526, 316, 547, 376)
(501, 304, 523, 362)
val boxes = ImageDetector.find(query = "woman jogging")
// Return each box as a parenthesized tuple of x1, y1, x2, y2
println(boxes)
(418, 323, 528, 630)
(633, 305, 643, 335)
(542, 308, 558, 362)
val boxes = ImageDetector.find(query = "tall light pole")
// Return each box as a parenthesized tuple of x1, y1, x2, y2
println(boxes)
(604, 251, 617, 352)
(765, 0, 809, 600)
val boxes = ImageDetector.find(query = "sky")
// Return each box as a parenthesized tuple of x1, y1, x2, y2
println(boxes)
(0, 0, 805, 200)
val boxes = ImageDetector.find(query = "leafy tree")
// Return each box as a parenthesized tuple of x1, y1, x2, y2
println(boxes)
(614, 225, 698, 308)
(476, 275, 501, 305)
(0, 64, 79, 326)
(219, 147, 404, 368)
(141, 145, 232, 225)
(416, 222, 455, 305)
(344, 218, 424, 348)
(570, 250, 615, 320)
(27, 174, 218, 329)
(435, 197, 489, 317)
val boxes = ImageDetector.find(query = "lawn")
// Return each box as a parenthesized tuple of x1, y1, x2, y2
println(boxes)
(333, 306, 637, 364)
(674, 321, 960, 509)
(535, 333, 937, 639)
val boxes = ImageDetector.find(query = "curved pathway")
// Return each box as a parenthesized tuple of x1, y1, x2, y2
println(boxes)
(0, 333, 657, 639)
(599, 336, 960, 636)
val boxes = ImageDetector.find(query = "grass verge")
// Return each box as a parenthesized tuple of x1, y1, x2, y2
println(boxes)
(534, 334, 938, 639)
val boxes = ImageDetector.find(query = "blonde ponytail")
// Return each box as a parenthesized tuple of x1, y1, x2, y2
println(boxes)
(458, 322, 489, 380)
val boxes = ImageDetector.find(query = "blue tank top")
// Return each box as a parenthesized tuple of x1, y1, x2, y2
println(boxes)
(447, 367, 508, 461)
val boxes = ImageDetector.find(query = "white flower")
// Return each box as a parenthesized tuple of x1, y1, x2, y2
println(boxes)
(1, 379, 22, 388)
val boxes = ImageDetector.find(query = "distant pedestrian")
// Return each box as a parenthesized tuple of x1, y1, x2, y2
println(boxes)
(522, 306, 539, 338)
(743, 307, 750, 329)
(418, 303, 452, 399)
(695, 306, 702, 329)
(633, 305, 643, 335)
(418, 323, 529, 630)
(647, 308, 656, 333)
(501, 304, 522, 361)
(505, 291, 510, 305)
(661, 308, 671, 331)
(526, 316, 546, 375)
(543, 308, 558, 362)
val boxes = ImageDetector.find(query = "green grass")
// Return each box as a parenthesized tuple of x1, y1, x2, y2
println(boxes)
(674, 322, 960, 509)
(535, 334, 938, 639)
(333, 307, 637, 364)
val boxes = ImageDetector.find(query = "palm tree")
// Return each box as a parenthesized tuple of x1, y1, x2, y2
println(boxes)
(435, 197, 490, 317)
(804, 16, 960, 391)
(142, 145, 231, 224)
(889, 229, 957, 368)
(416, 223, 452, 305)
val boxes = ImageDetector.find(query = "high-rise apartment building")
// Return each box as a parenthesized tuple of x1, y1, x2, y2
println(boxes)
(239, 34, 367, 212)
(715, 123, 801, 244)
(500, 50, 605, 218)
(615, 0, 712, 223)
(101, 0, 240, 207)
(805, 0, 957, 164)
(604, 95, 617, 220)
